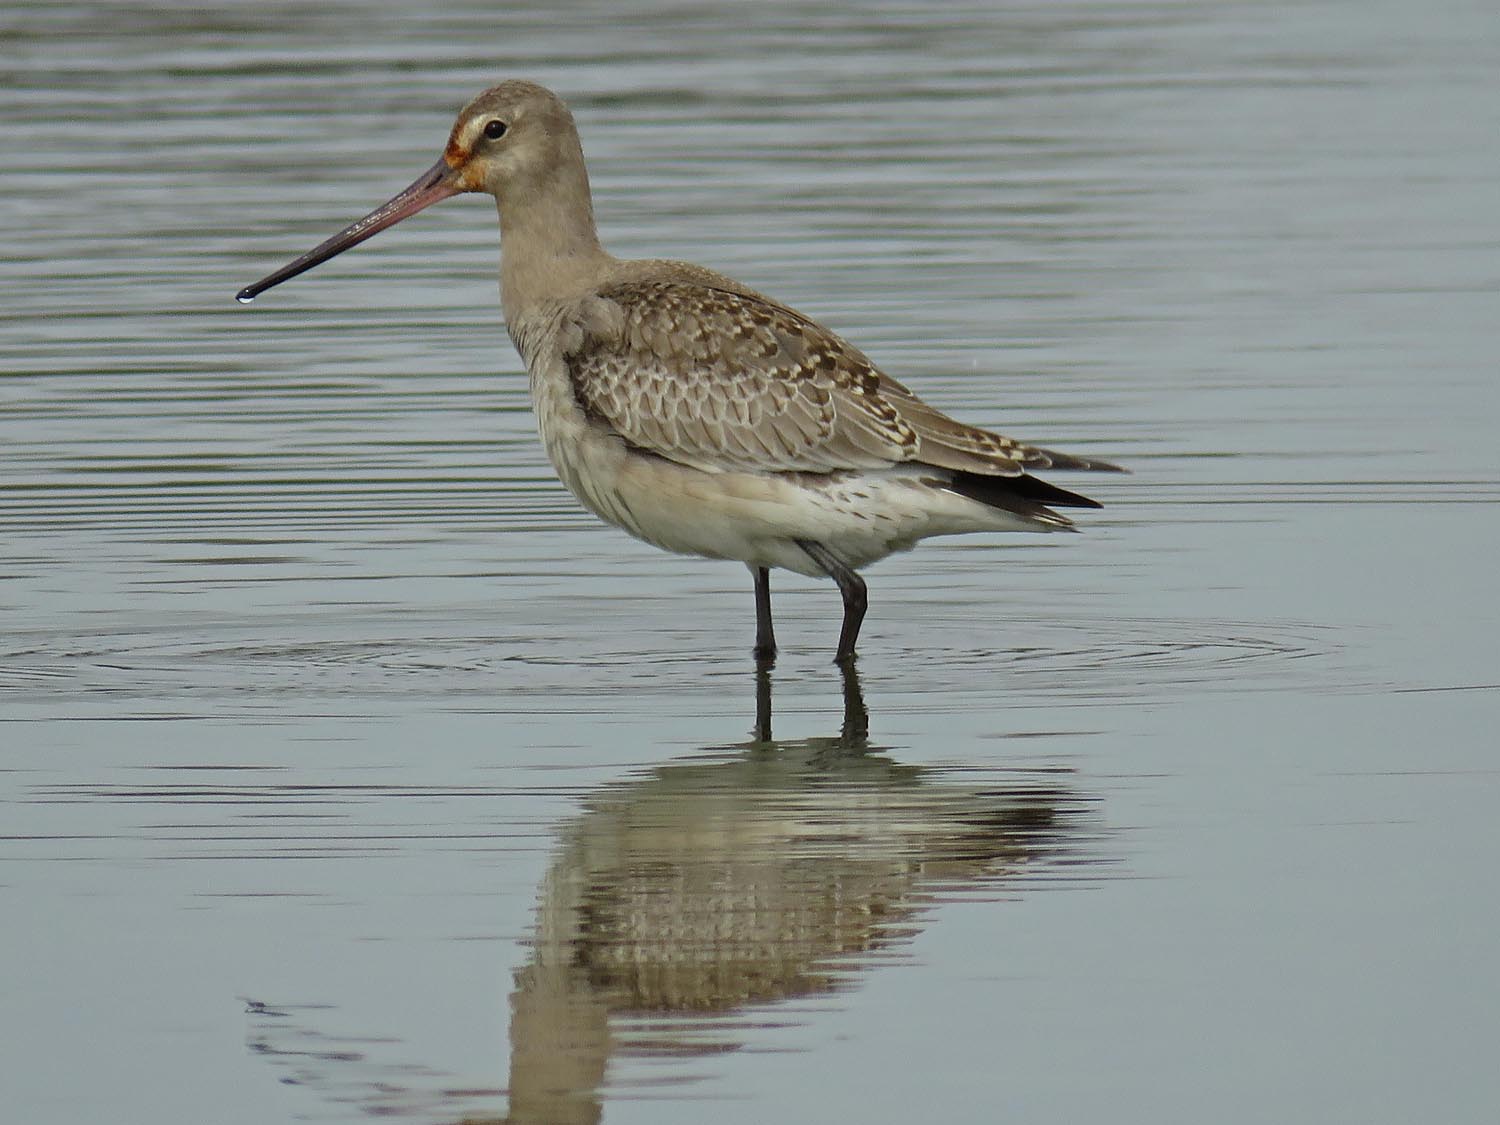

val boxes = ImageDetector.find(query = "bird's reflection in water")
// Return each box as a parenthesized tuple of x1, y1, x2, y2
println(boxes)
(495, 663, 1094, 1125)
(242, 668, 1096, 1122)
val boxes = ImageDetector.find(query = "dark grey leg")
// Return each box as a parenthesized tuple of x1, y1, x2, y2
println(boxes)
(752, 565, 777, 665)
(796, 540, 868, 664)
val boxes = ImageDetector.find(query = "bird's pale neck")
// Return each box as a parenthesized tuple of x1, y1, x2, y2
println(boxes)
(496, 147, 612, 326)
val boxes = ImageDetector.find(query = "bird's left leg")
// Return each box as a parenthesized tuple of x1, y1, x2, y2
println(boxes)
(796, 540, 867, 664)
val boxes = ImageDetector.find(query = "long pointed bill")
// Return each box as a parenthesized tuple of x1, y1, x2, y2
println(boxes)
(236, 158, 463, 302)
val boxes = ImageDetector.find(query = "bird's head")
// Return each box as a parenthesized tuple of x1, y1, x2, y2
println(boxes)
(237, 80, 581, 302)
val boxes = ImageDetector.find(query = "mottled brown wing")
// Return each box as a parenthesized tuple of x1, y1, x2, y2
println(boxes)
(564, 281, 913, 473)
(567, 280, 1094, 477)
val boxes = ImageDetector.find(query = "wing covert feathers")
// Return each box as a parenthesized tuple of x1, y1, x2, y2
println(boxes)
(564, 279, 1121, 478)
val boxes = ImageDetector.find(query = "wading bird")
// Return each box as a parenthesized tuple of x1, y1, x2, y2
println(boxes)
(238, 81, 1122, 664)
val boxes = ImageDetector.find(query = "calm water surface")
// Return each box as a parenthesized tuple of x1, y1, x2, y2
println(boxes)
(3, 1, 1499, 1122)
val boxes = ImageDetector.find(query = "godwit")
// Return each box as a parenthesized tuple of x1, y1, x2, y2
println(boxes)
(238, 81, 1123, 664)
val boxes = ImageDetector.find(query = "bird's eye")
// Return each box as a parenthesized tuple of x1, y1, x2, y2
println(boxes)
(483, 119, 508, 140)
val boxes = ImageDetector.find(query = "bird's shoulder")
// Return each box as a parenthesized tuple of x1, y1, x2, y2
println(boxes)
(582, 259, 877, 383)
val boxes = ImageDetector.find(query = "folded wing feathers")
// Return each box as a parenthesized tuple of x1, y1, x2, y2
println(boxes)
(566, 280, 1117, 478)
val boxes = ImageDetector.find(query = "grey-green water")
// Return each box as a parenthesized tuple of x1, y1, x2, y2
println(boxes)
(4, 1, 1498, 1122)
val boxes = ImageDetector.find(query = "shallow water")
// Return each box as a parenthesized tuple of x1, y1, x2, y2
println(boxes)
(3, 1, 1499, 1122)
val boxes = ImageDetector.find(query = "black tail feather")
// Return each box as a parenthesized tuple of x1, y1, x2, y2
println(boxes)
(946, 469, 1103, 512)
